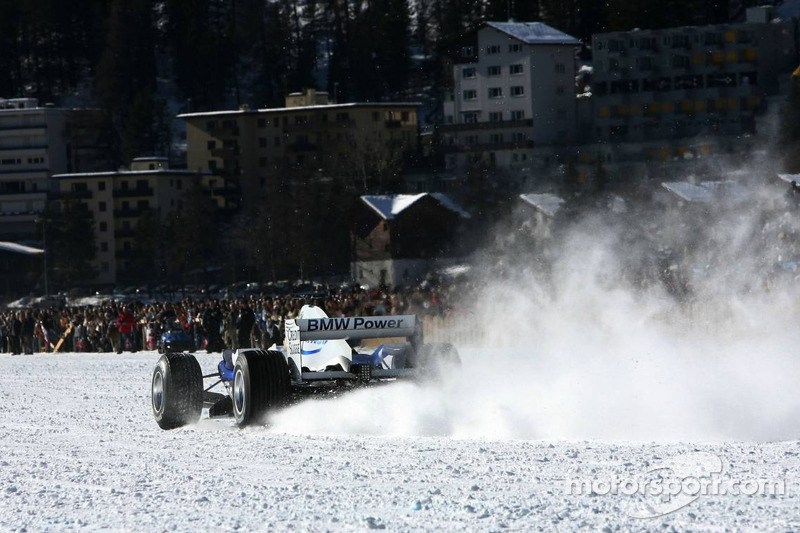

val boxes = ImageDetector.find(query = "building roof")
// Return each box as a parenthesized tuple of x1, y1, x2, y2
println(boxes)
(519, 193, 565, 217)
(485, 22, 581, 45)
(360, 193, 470, 220)
(778, 173, 800, 183)
(661, 180, 748, 203)
(52, 169, 209, 179)
(179, 101, 422, 119)
(0, 241, 43, 255)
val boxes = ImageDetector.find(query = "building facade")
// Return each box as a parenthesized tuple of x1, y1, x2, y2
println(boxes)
(179, 90, 420, 211)
(53, 158, 208, 284)
(0, 98, 109, 241)
(591, 6, 797, 144)
(441, 22, 582, 172)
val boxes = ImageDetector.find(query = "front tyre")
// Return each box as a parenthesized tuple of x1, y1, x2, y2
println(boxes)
(152, 352, 203, 430)
(232, 350, 290, 427)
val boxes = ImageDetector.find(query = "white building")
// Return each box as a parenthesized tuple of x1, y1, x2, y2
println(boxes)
(441, 22, 581, 172)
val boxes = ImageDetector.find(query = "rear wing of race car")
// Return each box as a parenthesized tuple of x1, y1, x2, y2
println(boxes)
(284, 315, 421, 382)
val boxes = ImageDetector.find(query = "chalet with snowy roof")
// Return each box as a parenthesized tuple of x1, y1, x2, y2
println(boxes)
(352, 193, 470, 288)
(660, 180, 749, 206)
(440, 21, 581, 173)
(0, 241, 43, 298)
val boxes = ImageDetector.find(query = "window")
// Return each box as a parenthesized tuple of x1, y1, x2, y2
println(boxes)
(487, 65, 501, 76)
(208, 160, 217, 171)
(462, 67, 476, 78)
(465, 135, 478, 145)
(99, 201, 106, 212)
(463, 89, 477, 100)
(295, 115, 307, 124)
(463, 112, 478, 123)
(555, 63, 566, 73)
(206, 120, 216, 130)
(489, 112, 503, 122)
(257, 118, 266, 128)
(512, 132, 527, 142)
(509, 43, 522, 52)
(273, 118, 279, 127)
(259, 137, 267, 148)
(510, 64, 523, 75)
(136, 179, 147, 190)
(511, 110, 525, 120)
(98, 181, 106, 191)
(636, 56, 653, 70)
(556, 85, 565, 96)
(401, 111, 409, 121)
(336, 112, 349, 122)
(176, 179, 182, 190)
(490, 133, 503, 144)
(511, 86, 524, 97)
(639, 37, 656, 50)
(486, 45, 501, 54)
(488, 87, 503, 98)
(672, 54, 690, 69)
(460, 46, 474, 57)
(99, 222, 107, 232)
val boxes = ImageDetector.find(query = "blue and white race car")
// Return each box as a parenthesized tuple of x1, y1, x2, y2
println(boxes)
(151, 305, 460, 429)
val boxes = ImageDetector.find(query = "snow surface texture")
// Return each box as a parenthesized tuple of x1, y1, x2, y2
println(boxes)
(0, 350, 798, 532)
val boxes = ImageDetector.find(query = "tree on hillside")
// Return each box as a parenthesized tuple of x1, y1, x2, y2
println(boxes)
(49, 200, 97, 285)
(779, 70, 800, 172)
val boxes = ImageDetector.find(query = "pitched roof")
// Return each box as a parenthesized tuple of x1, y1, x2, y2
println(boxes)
(485, 22, 581, 45)
(661, 180, 748, 203)
(519, 193, 565, 217)
(360, 193, 470, 220)
(0, 241, 44, 255)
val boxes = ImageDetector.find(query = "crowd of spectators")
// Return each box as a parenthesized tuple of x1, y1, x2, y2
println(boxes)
(0, 284, 463, 355)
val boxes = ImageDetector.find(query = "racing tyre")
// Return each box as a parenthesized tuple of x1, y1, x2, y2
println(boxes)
(232, 349, 290, 427)
(152, 352, 203, 430)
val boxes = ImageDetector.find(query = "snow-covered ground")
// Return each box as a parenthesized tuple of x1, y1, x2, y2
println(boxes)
(1, 350, 798, 532)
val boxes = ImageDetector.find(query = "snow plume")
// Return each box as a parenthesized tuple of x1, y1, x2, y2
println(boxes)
(269, 177, 800, 442)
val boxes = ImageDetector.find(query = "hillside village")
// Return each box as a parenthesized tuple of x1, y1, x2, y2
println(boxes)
(2, 4, 800, 297)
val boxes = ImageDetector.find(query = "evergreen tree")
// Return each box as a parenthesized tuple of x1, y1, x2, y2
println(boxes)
(50, 200, 97, 285)
(779, 70, 800, 172)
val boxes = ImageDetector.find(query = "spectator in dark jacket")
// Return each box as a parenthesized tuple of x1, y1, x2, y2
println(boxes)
(202, 300, 223, 352)
(21, 311, 35, 354)
(236, 304, 256, 349)
(10, 313, 22, 355)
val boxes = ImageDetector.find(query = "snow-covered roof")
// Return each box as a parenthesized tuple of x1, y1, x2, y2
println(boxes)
(485, 22, 581, 45)
(360, 193, 470, 220)
(52, 169, 208, 179)
(661, 180, 748, 203)
(0, 241, 44, 255)
(778, 173, 800, 184)
(179, 101, 422, 119)
(519, 193, 564, 217)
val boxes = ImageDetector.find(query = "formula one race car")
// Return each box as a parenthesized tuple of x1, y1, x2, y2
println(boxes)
(151, 305, 460, 429)
(157, 328, 195, 354)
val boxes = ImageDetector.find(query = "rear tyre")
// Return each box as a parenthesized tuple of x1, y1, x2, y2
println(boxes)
(232, 349, 290, 427)
(152, 352, 203, 430)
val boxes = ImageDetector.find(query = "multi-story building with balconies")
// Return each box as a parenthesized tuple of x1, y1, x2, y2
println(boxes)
(591, 6, 797, 144)
(179, 90, 420, 211)
(0, 98, 109, 241)
(53, 157, 208, 284)
(440, 22, 582, 173)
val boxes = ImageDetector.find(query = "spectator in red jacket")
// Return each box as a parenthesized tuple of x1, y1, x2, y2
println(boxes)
(117, 307, 137, 353)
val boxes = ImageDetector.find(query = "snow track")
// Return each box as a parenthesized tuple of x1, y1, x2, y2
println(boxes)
(0, 351, 798, 532)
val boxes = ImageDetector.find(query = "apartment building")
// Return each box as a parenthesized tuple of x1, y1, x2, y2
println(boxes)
(441, 22, 582, 172)
(179, 90, 420, 211)
(53, 158, 208, 284)
(591, 6, 797, 144)
(0, 98, 109, 241)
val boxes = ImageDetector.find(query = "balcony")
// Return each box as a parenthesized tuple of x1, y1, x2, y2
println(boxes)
(113, 207, 147, 218)
(443, 140, 535, 153)
(113, 187, 154, 198)
(210, 147, 239, 158)
(287, 142, 317, 152)
(49, 190, 92, 200)
(385, 119, 403, 129)
(114, 228, 136, 238)
(0, 123, 47, 131)
(439, 119, 534, 133)
(208, 124, 239, 137)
